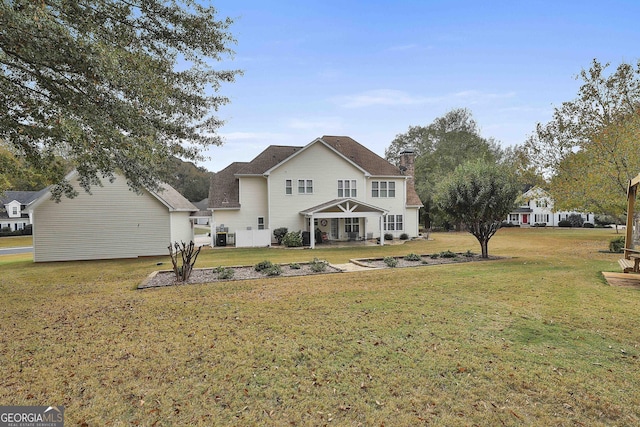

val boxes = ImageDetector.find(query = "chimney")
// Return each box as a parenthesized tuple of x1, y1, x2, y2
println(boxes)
(399, 148, 416, 180)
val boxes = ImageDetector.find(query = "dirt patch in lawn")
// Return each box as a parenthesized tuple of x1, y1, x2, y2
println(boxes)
(139, 252, 501, 289)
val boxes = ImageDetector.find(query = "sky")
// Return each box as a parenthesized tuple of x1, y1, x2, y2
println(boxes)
(199, 0, 640, 173)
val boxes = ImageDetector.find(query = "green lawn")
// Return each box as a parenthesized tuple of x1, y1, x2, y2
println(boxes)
(0, 235, 32, 248)
(1, 228, 638, 426)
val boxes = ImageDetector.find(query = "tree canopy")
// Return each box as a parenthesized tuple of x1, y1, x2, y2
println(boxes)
(525, 59, 640, 218)
(0, 0, 240, 198)
(434, 160, 519, 258)
(386, 108, 504, 227)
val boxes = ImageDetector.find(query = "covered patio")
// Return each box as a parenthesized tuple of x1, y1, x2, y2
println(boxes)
(300, 198, 388, 249)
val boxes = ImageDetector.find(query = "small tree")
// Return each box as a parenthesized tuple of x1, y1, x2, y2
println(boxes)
(168, 241, 202, 282)
(273, 227, 288, 245)
(567, 213, 584, 228)
(434, 160, 519, 258)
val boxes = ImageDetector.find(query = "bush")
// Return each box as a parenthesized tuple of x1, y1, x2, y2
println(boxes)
(282, 231, 303, 247)
(404, 253, 421, 261)
(440, 250, 457, 258)
(383, 256, 398, 267)
(567, 213, 584, 228)
(558, 220, 572, 227)
(430, 253, 440, 259)
(533, 223, 547, 227)
(254, 260, 274, 272)
(464, 250, 474, 257)
(384, 233, 393, 241)
(399, 233, 409, 240)
(273, 227, 288, 245)
(309, 258, 328, 272)
(263, 264, 282, 276)
(583, 222, 595, 228)
(289, 263, 301, 270)
(609, 236, 625, 253)
(214, 266, 234, 280)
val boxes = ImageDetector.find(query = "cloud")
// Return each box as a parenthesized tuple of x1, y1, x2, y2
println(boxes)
(334, 90, 438, 108)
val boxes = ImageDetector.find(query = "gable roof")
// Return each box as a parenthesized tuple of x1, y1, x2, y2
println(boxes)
(29, 171, 197, 213)
(236, 145, 303, 175)
(319, 136, 403, 176)
(1, 190, 47, 206)
(208, 162, 246, 209)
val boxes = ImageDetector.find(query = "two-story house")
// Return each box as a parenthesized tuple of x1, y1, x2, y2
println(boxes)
(0, 190, 46, 232)
(506, 186, 595, 226)
(208, 136, 423, 248)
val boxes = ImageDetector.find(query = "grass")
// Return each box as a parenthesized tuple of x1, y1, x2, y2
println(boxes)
(0, 235, 32, 248)
(1, 228, 638, 426)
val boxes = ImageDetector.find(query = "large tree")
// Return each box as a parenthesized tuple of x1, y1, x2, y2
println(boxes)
(386, 108, 503, 227)
(434, 160, 519, 258)
(525, 59, 640, 218)
(0, 0, 240, 199)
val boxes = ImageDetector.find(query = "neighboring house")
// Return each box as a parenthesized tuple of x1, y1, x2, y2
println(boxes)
(193, 198, 210, 225)
(208, 135, 423, 248)
(29, 171, 206, 262)
(506, 186, 595, 227)
(0, 190, 46, 232)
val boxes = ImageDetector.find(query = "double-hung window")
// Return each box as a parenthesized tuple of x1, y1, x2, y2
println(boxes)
(372, 181, 395, 198)
(338, 179, 357, 197)
(345, 218, 359, 233)
(298, 179, 313, 194)
(285, 179, 292, 195)
(384, 215, 403, 231)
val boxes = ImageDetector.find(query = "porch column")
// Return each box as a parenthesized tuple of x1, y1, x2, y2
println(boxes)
(310, 214, 315, 249)
(379, 215, 384, 246)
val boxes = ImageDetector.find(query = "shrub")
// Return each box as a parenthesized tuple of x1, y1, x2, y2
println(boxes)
(263, 264, 282, 276)
(464, 250, 474, 257)
(440, 250, 457, 258)
(404, 253, 421, 261)
(583, 222, 595, 228)
(430, 253, 440, 259)
(609, 236, 625, 253)
(533, 223, 547, 227)
(384, 233, 393, 241)
(282, 231, 303, 247)
(309, 258, 328, 272)
(214, 266, 235, 280)
(558, 220, 572, 227)
(399, 233, 409, 240)
(273, 227, 288, 245)
(567, 213, 584, 228)
(383, 256, 398, 267)
(254, 260, 274, 272)
(289, 263, 301, 270)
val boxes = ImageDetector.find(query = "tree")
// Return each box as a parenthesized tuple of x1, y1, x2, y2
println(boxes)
(434, 160, 519, 258)
(525, 59, 640, 218)
(0, 0, 240, 200)
(161, 157, 212, 202)
(386, 108, 503, 227)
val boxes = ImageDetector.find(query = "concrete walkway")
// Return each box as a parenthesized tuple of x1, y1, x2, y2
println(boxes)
(331, 261, 378, 272)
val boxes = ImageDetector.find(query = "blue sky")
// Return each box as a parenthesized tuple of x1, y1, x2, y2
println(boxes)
(202, 0, 640, 172)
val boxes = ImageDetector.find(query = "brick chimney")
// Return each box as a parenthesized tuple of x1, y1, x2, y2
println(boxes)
(399, 148, 416, 180)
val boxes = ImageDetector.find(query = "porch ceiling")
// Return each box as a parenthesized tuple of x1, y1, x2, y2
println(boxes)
(300, 198, 388, 218)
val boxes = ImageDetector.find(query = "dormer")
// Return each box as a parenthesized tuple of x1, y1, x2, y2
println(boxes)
(5, 200, 21, 218)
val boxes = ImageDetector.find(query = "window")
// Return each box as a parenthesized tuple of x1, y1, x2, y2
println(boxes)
(345, 218, 359, 233)
(384, 215, 403, 231)
(534, 214, 549, 223)
(257, 217, 265, 230)
(12, 206, 17, 215)
(509, 214, 519, 222)
(372, 181, 395, 198)
(338, 179, 357, 197)
(536, 199, 548, 208)
(298, 179, 313, 194)
(285, 179, 292, 195)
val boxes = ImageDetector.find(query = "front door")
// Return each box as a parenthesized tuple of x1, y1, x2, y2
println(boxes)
(331, 218, 339, 239)
(522, 214, 529, 225)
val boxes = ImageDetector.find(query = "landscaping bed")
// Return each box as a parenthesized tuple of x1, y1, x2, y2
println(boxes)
(354, 251, 500, 269)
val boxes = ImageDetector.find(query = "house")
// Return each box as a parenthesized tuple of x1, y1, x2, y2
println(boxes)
(208, 136, 423, 248)
(506, 186, 595, 227)
(0, 190, 46, 232)
(29, 171, 206, 262)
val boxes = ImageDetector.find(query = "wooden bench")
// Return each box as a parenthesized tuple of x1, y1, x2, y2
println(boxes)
(620, 248, 640, 273)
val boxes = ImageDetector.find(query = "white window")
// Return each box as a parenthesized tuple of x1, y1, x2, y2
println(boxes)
(345, 218, 359, 233)
(384, 215, 404, 231)
(372, 181, 395, 198)
(535, 214, 549, 223)
(298, 179, 313, 194)
(509, 214, 519, 222)
(536, 199, 548, 208)
(338, 179, 357, 197)
(257, 217, 265, 230)
(12, 206, 17, 215)
(285, 179, 292, 195)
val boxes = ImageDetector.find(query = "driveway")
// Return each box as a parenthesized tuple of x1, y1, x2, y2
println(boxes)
(0, 246, 33, 255)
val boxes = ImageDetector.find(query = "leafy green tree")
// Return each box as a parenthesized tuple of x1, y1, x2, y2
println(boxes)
(161, 157, 212, 202)
(525, 59, 640, 218)
(434, 160, 519, 258)
(386, 108, 503, 227)
(0, 0, 240, 200)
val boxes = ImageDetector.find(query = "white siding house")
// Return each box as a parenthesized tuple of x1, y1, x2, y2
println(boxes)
(30, 172, 200, 262)
(208, 136, 423, 247)
(506, 187, 595, 227)
(0, 190, 45, 232)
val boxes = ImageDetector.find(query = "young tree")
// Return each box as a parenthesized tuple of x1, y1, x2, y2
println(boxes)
(434, 160, 519, 258)
(0, 0, 241, 199)
(525, 59, 640, 218)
